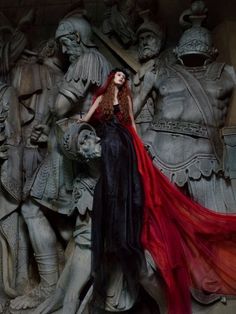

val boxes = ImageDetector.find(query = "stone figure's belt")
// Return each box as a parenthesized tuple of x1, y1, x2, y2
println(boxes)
(150, 120, 215, 138)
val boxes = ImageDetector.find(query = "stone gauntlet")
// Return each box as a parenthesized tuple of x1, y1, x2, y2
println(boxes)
(30, 124, 50, 144)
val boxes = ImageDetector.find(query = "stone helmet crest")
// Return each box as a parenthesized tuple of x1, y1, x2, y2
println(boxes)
(174, 0, 218, 62)
(55, 10, 96, 48)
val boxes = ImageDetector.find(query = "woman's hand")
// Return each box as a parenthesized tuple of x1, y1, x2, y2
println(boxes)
(76, 117, 86, 123)
(70, 114, 87, 123)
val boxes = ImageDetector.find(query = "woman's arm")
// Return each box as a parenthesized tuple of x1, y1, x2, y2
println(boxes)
(77, 95, 102, 122)
(128, 96, 137, 132)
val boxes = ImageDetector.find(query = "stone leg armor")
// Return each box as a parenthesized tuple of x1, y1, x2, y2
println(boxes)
(10, 199, 58, 310)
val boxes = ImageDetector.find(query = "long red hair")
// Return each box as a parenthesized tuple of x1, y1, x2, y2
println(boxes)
(92, 71, 132, 123)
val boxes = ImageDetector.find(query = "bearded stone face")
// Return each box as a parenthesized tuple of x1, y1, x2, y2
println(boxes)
(77, 129, 101, 161)
(59, 33, 83, 63)
(138, 31, 162, 62)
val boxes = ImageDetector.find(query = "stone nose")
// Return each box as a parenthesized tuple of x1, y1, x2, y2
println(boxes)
(61, 45, 67, 54)
(95, 136, 101, 143)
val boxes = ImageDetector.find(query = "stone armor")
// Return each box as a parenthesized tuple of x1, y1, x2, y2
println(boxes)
(143, 61, 236, 212)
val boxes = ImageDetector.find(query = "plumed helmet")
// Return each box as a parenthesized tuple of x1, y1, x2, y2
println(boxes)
(174, 0, 218, 61)
(55, 14, 96, 48)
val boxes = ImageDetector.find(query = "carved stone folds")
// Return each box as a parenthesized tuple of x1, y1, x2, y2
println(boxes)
(0, 1, 236, 314)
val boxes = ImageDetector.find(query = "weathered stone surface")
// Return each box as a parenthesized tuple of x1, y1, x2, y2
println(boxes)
(193, 299, 236, 314)
(35, 4, 71, 26)
(19, 0, 72, 5)
(0, 0, 236, 314)
(0, 0, 20, 8)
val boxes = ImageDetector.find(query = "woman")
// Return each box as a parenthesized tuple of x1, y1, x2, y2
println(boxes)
(81, 69, 144, 306)
(80, 68, 236, 314)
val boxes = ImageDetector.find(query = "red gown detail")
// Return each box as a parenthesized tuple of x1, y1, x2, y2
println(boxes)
(126, 125, 236, 314)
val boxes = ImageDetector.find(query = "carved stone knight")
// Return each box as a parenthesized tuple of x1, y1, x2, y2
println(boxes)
(10, 11, 110, 311)
(0, 10, 35, 310)
(32, 122, 102, 314)
(0, 84, 22, 306)
(139, 0, 236, 213)
(102, 0, 139, 47)
(133, 17, 171, 136)
(33, 122, 166, 314)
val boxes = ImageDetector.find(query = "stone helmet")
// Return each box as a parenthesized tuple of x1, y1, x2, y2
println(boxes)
(174, 26, 218, 61)
(174, 0, 218, 61)
(55, 14, 96, 48)
(60, 122, 98, 162)
(136, 20, 164, 44)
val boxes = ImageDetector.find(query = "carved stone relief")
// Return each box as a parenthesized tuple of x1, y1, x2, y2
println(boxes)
(141, 1, 236, 214)
(0, 1, 236, 314)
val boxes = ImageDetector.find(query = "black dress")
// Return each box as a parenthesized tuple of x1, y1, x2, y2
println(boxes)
(91, 104, 144, 297)
(91, 104, 236, 314)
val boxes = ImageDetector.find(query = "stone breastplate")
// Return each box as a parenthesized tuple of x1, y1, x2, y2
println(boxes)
(154, 64, 231, 128)
(143, 62, 234, 186)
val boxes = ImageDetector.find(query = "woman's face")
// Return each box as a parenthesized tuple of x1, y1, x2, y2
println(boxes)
(113, 71, 126, 87)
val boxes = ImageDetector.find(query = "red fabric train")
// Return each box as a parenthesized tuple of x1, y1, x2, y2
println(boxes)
(128, 125, 236, 314)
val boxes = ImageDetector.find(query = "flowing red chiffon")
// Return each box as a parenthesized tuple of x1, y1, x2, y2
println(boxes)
(127, 125, 236, 314)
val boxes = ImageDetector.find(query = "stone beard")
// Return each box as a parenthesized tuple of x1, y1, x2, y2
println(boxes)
(138, 32, 162, 62)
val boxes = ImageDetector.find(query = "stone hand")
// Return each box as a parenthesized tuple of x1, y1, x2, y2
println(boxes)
(30, 124, 50, 144)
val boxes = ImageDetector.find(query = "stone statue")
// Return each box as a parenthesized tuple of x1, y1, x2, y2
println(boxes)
(138, 0, 236, 213)
(54, 10, 110, 117)
(10, 11, 111, 311)
(102, 0, 141, 47)
(2, 2, 236, 313)
(132, 15, 176, 136)
(0, 85, 22, 230)
(0, 10, 34, 82)
(11, 38, 64, 197)
(6, 40, 64, 313)
(0, 10, 36, 311)
(32, 122, 166, 314)
(32, 121, 101, 314)
(0, 83, 22, 304)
